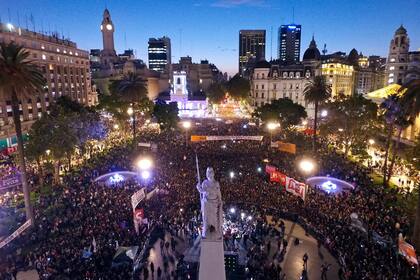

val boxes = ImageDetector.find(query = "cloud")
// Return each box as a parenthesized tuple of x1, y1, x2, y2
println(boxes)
(211, 0, 268, 8)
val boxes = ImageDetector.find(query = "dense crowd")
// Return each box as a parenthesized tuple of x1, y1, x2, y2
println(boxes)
(0, 119, 418, 279)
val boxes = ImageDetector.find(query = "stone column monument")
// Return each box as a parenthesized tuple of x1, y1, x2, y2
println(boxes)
(196, 166, 226, 280)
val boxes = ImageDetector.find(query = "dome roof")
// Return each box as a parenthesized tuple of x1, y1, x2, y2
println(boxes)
(303, 36, 321, 61)
(254, 59, 271, 69)
(395, 25, 407, 35)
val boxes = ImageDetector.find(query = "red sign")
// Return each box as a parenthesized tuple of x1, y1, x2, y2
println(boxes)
(285, 177, 306, 200)
(265, 165, 277, 174)
(270, 171, 286, 186)
(134, 208, 144, 220)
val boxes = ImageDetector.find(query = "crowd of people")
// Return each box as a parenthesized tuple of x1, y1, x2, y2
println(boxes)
(0, 119, 418, 279)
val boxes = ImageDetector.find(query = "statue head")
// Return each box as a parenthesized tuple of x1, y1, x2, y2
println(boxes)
(206, 167, 215, 182)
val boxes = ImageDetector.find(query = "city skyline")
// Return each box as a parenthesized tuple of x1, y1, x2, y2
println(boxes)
(2, 0, 420, 75)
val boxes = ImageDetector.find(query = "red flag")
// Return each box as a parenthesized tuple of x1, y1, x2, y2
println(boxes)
(270, 171, 286, 185)
(265, 165, 277, 174)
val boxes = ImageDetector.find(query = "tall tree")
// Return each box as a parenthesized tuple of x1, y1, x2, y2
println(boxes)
(252, 98, 307, 130)
(399, 68, 420, 250)
(206, 82, 226, 104)
(303, 76, 331, 152)
(320, 94, 378, 155)
(226, 74, 250, 100)
(0, 43, 46, 223)
(110, 72, 148, 139)
(153, 100, 180, 130)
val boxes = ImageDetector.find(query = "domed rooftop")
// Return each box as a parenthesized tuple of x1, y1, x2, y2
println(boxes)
(395, 25, 407, 35)
(254, 59, 271, 69)
(348, 48, 359, 65)
(303, 36, 321, 61)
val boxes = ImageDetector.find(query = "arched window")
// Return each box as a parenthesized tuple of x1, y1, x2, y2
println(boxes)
(257, 73, 260, 79)
(177, 78, 181, 84)
(262, 73, 265, 79)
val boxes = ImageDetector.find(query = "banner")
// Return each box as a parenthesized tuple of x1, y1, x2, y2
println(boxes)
(191, 135, 264, 142)
(399, 240, 419, 266)
(270, 171, 287, 186)
(131, 189, 146, 211)
(0, 173, 21, 190)
(271, 141, 296, 154)
(285, 177, 306, 200)
(137, 142, 151, 148)
(0, 219, 32, 249)
(265, 164, 277, 174)
(133, 208, 144, 234)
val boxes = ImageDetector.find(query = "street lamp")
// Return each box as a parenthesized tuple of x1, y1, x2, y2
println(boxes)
(321, 110, 328, 118)
(127, 106, 136, 140)
(267, 122, 279, 144)
(113, 124, 119, 130)
(299, 159, 316, 174)
(182, 121, 191, 146)
(137, 157, 153, 170)
(368, 139, 375, 145)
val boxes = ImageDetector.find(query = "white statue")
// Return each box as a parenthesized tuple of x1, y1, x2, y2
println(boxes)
(196, 167, 223, 240)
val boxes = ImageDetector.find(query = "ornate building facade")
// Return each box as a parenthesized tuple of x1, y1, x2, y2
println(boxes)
(0, 23, 97, 149)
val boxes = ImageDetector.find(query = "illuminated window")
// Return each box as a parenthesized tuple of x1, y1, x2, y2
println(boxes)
(389, 66, 395, 70)
(390, 58, 395, 62)
(42, 54, 46, 60)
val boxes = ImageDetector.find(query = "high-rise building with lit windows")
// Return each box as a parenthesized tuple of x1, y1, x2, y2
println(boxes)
(148, 37, 171, 73)
(0, 22, 97, 149)
(278, 24, 301, 64)
(238, 30, 266, 76)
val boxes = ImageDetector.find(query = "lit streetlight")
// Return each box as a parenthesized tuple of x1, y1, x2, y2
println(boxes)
(368, 139, 375, 145)
(113, 124, 119, 130)
(137, 157, 153, 170)
(267, 122, 279, 144)
(299, 159, 316, 174)
(321, 110, 328, 118)
(127, 106, 136, 140)
(182, 120, 191, 146)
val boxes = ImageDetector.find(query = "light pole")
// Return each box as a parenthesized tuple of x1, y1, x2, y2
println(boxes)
(267, 122, 278, 144)
(127, 106, 136, 140)
(182, 121, 191, 146)
(136, 157, 153, 181)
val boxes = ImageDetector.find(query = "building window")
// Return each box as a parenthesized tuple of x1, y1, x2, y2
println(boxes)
(261, 84, 264, 89)
(262, 73, 265, 79)
(273, 84, 276, 90)
(257, 73, 260, 79)
(262, 92, 265, 98)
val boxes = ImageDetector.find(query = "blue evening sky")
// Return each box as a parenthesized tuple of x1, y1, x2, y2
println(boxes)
(2, 0, 420, 75)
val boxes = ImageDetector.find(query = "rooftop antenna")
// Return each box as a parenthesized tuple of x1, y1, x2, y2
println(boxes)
(17, 11, 20, 27)
(179, 28, 183, 60)
(322, 43, 327, 56)
(270, 26, 273, 61)
(30, 13, 35, 32)
(25, 14, 28, 30)
(292, 7, 295, 23)
(124, 32, 127, 50)
(7, 8, 11, 22)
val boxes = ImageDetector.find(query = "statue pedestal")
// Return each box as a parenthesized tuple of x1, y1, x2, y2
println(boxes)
(199, 238, 226, 280)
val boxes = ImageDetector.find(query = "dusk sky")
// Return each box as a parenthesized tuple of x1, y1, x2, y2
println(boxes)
(3, 0, 420, 75)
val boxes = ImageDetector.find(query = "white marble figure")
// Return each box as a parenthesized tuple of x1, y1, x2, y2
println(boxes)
(196, 167, 223, 240)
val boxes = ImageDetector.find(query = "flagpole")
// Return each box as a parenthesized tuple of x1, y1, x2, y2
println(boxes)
(195, 153, 200, 185)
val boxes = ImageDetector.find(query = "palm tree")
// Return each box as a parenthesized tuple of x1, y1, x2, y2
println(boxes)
(0, 42, 46, 223)
(398, 68, 420, 250)
(303, 76, 331, 151)
(111, 72, 148, 139)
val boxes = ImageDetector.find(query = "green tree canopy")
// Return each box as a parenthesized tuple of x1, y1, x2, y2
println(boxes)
(226, 74, 250, 100)
(320, 94, 378, 155)
(153, 100, 180, 130)
(252, 98, 307, 130)
(206, 82, 226, 104)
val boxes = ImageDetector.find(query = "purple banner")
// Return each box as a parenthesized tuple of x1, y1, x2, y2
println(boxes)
(0, 174, 21, 190)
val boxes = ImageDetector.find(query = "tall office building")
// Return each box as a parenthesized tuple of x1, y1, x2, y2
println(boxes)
(148, 37, 171, 73)
(0, 22, 97, 149)
(278, 24, 301, 64)
(239, 30, 266, 76)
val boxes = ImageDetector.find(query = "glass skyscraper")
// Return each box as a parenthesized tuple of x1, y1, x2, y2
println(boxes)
(148, 37, 171, 73)
(238, 30, 266, 76)
(278, 24, 301, 64)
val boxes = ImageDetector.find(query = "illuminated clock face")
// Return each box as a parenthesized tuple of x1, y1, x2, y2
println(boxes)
(106, 24, 113, 30)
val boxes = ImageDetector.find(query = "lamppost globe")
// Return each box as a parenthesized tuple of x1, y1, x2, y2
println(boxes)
(127, 107, 134, 116)
(182, 121, 191, 129)
(267, 122, 278, 131)
(321, 110, 328, 117)
(299, 159, 315, 174)
(368, 139, 375, 145)
(137, 158, 153, 170)
(113, 124, 119, 130)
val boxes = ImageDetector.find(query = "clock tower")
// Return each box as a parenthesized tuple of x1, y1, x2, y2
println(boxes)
(100, 9, 117, 64)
